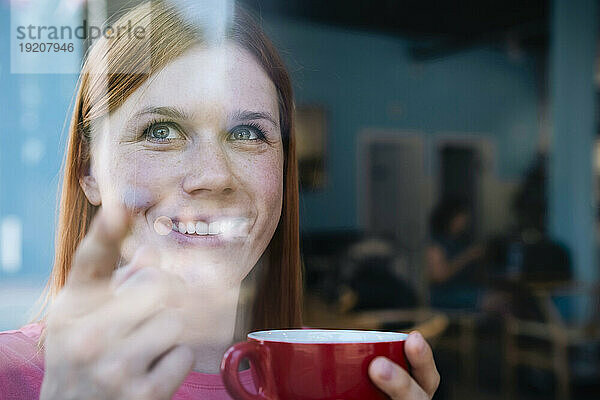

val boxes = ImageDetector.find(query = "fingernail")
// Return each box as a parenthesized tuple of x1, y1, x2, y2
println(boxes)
(410, 331, 426, 354)
(410, 330, 423, 339)
(373, 357, 393, 381)
(153, 216, 173, 236)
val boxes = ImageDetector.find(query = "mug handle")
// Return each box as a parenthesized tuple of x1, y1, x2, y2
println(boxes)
(221, 341, 276, 400)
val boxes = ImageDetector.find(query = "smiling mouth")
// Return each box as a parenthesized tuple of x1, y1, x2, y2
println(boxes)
(170, 217, 250, 237)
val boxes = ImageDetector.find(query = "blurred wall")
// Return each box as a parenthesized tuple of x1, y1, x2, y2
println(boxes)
(0, 2, 80, 329)
(549, 0, 598, 284)
(263, 17, 540, 232)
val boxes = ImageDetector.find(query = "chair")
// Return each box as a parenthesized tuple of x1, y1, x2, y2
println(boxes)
(432, 309, 486, 391)
(503, 282, 600, 400)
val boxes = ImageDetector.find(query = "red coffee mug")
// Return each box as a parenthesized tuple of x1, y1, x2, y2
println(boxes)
(221, 329, 408, 400)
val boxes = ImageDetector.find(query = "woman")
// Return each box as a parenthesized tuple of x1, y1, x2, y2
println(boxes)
(0, 2, 439, 399)
(426, 199, 485, 310)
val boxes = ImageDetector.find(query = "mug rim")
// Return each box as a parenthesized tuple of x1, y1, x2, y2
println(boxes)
(247, 329, 408, 344)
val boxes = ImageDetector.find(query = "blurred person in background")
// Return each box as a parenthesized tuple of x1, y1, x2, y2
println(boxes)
(426, 198, 486, 310)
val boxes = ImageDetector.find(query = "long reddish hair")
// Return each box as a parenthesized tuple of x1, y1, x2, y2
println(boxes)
(43, 1, 302, 331)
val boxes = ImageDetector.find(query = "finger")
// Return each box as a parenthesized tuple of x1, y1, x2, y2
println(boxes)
(100, 308, 185, 377)
(74, 281, 173, 350)
(111, 245, 162, 289)
(46, 281, 113, 325)
(114, 266, 186, 308)
(131, 345, 194, 400)
(369, 357, 428, 400)
(68, 205, 131, 286)
(64, 275, 184, 365)
(404, 331, 440, 398)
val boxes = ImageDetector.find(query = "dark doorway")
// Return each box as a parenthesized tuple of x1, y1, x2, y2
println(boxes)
(440, 145, 480, 238)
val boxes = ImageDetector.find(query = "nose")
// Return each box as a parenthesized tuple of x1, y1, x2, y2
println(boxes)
(181, 137, 235, 196)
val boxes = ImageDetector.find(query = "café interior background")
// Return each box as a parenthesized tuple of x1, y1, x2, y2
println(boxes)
(1, 0, 599, 398)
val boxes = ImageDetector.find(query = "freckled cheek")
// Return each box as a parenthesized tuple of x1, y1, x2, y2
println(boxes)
(102, 151, 180, 210)
(248, 155, 284, 226)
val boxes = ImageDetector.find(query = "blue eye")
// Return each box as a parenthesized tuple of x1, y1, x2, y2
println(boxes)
(144, 121, 183, 143)
(229, 124, 266, 141)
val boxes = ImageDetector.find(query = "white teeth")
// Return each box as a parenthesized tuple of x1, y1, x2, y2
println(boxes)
(219, 218, 246, 237)
(195, 221, 208, 235)
(174, 220, 220, 235)
(208, 220, 221, 235)
(186, 222, 196, 234)
(172, 218, 248, 236)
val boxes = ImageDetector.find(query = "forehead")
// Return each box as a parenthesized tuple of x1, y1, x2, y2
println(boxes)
(118, 43, 278, 120)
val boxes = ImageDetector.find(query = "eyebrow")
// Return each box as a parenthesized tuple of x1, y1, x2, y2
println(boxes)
(130, 106, 278, 128)
(132, 106, 191, 120)
(231, 110, 279, 128)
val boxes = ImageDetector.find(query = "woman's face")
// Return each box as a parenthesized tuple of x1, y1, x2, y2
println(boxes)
(81, 43, 284, 288)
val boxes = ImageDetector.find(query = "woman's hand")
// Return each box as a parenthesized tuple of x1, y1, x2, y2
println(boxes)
(368, 331, 440, 399)
(40, 207, 194, 400)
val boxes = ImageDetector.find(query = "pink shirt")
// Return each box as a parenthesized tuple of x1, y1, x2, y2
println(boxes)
(0, 323, 255, 399)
